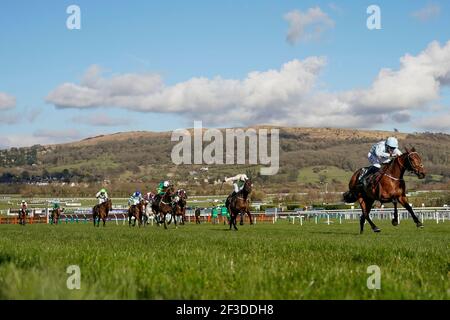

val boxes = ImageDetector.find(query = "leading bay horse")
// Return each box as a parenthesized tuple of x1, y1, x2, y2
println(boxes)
(226, 179, 253, 231)
(93, 198, 112, 227)
(343, 147, 426, 234)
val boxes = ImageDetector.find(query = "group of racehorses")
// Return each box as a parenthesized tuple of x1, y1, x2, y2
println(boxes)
(91, 180, 254, 231)
(128, 187, 188, 229)
(92, 187, 189, 229)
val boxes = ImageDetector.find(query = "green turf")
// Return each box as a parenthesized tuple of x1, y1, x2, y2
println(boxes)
(0, 220, 448, 300)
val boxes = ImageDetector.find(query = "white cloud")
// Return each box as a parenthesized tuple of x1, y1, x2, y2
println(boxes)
(411, 4, 440, 22)
(46, 40, 450, 130)
(0, 92, 16, 110)
(284, 7, 335, 45)
(33, 128, 81, 140)
(71, 113, 132, 127)
(344, 40, 450, 114)
(46, 57, 326, 117)
(416, 113, 450, 132)
(0, 113, 19, 125)
(0, 134, 62, 148)
(0, 129, 86, 149)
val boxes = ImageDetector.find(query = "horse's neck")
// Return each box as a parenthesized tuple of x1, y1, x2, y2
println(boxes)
(386, 156, 406, 179)
(239, 188, 249, 199)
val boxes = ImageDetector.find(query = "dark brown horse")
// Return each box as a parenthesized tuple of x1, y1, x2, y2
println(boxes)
(18, 208, 27, 226)
(172, 189, 187, 225)
(128, 199, 146, 227)
(152, 186, 176, 229)
(226, 179, 253, 231)
(93, 198, 112, 227)
(343, 147, 426, 234)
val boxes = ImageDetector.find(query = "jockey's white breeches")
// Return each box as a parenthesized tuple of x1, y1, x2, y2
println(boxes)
(98, 198, 107, 204)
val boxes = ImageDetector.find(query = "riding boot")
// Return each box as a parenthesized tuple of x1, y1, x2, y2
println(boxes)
(362, 166, 380, 189)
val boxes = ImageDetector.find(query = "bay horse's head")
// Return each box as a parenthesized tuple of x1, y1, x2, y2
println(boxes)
(403, 147, 426, 179)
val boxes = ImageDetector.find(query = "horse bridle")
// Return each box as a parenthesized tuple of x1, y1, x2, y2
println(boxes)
(398, 152, 423, 175)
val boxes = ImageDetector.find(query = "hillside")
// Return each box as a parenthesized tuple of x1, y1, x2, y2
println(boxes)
(0, 127, 449, 196)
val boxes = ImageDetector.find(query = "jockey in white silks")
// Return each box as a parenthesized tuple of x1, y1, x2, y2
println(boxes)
(360, 137, 402, 182)
(224, 174, 249, 195)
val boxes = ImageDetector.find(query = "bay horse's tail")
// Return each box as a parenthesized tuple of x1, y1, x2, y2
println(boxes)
(343, 168, 363, 203)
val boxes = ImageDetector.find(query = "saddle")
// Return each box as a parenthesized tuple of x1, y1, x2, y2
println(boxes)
(359, 165, 387, 189)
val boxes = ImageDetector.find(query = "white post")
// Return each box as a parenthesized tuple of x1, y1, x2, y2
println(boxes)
(272, 216, 275, 224)
(254, 216, 256, 225)
(300, 216, 303, 226)
(327, 214, 330, 226)
(339, 214, 342, 224)
(315, 215, 318, 224)
(436, 212, 439, 224)
(114, 214, 118, 226)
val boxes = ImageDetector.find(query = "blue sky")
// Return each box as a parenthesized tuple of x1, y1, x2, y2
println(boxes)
(0, 0, 449, 147)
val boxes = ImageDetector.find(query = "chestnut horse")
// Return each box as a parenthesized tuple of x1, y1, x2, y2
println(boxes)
(343, 147, 426, 234)
(226, 179, 253, 231)
(93, 198, 112, 227)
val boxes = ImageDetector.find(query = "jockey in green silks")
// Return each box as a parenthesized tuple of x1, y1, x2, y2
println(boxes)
(157, 180, 170, 195)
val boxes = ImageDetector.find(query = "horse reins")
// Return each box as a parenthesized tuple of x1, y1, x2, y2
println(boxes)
(383, 152, 422, 181)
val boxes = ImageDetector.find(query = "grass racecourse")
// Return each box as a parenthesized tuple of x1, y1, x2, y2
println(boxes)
(0, 221, 449, 300)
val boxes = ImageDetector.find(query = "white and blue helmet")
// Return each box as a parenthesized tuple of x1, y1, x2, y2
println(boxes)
(386, 137, 399, 149)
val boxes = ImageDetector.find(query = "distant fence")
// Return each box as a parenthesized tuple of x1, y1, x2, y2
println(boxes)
(0, 207, 448, 225)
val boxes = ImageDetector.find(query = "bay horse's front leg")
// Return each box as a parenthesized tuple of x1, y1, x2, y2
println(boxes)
(392, 200, 399, 226)
(247, 209, 253, 225)
(398, 196, 423, 228)
(163, 212, 168, 229)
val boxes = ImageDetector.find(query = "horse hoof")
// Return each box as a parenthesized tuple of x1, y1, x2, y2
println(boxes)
(391, 219, 398, 226)
(416, 222, 424, 228)
(373, 228, 381, 233)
